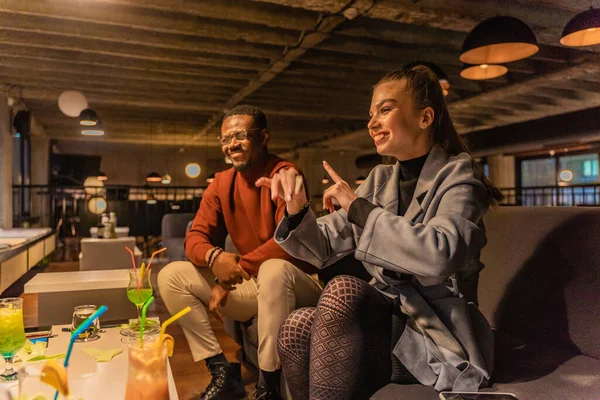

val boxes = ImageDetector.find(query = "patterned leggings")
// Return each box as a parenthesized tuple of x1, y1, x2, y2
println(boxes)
(277, 275, 416, 400)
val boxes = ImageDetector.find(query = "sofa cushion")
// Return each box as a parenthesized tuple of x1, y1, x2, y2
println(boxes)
(161, 213, 195, 262)
(161, 213, 195, 238)
(493, 341, 600, 400)
(480, 207, 600, 359)
(370, 383, 438, 399)
(372, 336, 600, 400)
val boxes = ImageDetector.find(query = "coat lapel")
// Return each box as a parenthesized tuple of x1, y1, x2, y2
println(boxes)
(404, 144, 449, 221)
(379, 161, 401, 214)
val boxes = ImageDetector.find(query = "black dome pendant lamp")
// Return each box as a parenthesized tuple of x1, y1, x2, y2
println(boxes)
(560, 7, 600, 47)
(460, 16, 539, 65)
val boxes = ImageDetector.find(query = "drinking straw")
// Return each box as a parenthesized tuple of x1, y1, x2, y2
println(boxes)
(54, 305, 108, 400)
(139, 296, 155, 346)
(124, 246, 137, 272)
(125, 246, 142, 300)
(64, 305, 108, 367)
(158, 306, 191, 346)
(146, 247, 167, 274)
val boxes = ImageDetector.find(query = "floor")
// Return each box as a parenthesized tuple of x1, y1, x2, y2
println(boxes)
(15, 260, 259, 400)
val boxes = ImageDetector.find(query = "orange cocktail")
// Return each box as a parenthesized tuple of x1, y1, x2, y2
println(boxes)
(124, 337, 170, 400)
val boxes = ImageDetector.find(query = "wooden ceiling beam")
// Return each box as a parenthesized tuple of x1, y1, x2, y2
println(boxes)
(22, 88, 364, 121)
(251, 0, 593, 47)
(270, 74, 375, 91)
(335, 18, 464, 50)
(0, 46, 258, 80)
(318, 35, 461, 65)
(0, 30, 270, 71)
(559, 80, 600, 93)
(283, 55, 600, 150)
(450, 57, 600, 114)
(537, 87, 585, 101)
(98, 0, 318, 31)
(0, 59, 248, 88)
(0, 73, 237, 97)
(20, 88, 224, 113)
(319, 34, 578, 69)
(16, 83, 232, 105)
(298, 51, 438, 74)
(0, 13, 284, 60)
(0, 1, 301, 47)
(181, 0, 377, 150)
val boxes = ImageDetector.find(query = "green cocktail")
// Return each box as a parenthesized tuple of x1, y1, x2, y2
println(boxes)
(0, 297, 26, 381)
(122, 269, 158, 337)
(127, 288, 153, 306)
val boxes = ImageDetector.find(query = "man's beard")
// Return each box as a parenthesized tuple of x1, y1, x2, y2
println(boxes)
(228, 145, 251, 171)
(233, 160, 250, 171)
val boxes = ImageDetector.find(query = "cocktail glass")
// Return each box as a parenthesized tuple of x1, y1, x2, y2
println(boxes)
(0, 298, 26, 381)
(121, 269, 158, 337)
(124, 337, 169, 400)
(17, 363, 88, 400)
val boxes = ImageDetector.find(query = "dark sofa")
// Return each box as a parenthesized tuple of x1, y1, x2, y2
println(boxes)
(161, 213, 195, 262)
(373, 206, 600, 400)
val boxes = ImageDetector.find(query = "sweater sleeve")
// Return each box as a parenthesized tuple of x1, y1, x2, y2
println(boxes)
(347, 198, 378, 228)
(184, 176, 227, 267)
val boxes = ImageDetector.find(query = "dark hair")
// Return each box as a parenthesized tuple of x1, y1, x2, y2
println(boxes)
(223, 104, 267, 131)
(374, 65, 503, 205)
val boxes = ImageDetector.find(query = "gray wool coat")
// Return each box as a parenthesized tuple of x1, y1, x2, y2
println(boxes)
(274, 144, 494, 392)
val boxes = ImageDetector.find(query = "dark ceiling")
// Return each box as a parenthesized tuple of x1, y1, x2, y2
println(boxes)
(1, 0, 599, 154)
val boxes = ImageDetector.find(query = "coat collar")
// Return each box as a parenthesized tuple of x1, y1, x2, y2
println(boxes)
(379, 144, 449, 221)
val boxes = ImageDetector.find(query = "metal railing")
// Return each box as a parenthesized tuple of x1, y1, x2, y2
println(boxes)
(498, 184, 600, 207)
(12, 184, 206, 236)
(14, 183, 600, 236)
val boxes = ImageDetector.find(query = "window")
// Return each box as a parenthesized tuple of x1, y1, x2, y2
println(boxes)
(559, 153, 599, 185)
(583, 159, 599, 178)
(521, 158, 556, 187)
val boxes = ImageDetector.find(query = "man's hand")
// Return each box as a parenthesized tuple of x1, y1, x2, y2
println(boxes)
(212, 251, 251, 285)
(322, 161, 358, 213)
(255, 167, 308, 215)
(209, 284, 230, 321)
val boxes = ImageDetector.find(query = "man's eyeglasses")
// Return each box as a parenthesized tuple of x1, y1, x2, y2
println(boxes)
(218, 128, 261, 145)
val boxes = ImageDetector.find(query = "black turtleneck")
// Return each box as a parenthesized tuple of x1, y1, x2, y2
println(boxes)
(347, 152, 429, 228)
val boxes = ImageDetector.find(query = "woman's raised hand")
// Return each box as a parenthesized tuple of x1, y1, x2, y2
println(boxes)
(322, 161, 358, 213)
(255, 167, 308, 215)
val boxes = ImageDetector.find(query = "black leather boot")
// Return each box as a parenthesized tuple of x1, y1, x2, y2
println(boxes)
(252, 385, 283, 400)
(199, 362, 246, 400)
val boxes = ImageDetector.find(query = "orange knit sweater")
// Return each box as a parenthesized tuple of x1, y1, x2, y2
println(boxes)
(185, 154, 318, 276)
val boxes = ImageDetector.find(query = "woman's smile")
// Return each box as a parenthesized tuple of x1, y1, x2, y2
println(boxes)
(372, 131, 390, 146)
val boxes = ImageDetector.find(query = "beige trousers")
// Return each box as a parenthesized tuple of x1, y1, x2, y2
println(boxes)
(157, 259, 323, 371)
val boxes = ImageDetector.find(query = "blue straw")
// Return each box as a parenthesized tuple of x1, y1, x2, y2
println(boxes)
(54, 305, 108, 400)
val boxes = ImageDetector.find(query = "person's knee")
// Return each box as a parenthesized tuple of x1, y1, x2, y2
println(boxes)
(157, 261, 195, 293)
(319, 275, 365, 314)
(322, 275, 362, 296)
(277, 307, 316, 352)
(256, 258, 295, 287)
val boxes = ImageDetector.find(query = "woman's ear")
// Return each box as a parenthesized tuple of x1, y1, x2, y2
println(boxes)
(420, 107, 435, 130)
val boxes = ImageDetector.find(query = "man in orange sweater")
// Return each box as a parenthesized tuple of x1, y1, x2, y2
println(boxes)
(158, 105, 322, 400)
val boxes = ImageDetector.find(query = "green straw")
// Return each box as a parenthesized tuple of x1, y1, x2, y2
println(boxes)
(139, 296, 155, 347)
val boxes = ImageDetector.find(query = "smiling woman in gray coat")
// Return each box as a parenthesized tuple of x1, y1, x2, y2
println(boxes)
(256, 65, 502, 400)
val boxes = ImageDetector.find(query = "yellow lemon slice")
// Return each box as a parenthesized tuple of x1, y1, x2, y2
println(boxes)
(160, 334, 175, 357)
(40, 359, 70, 396)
